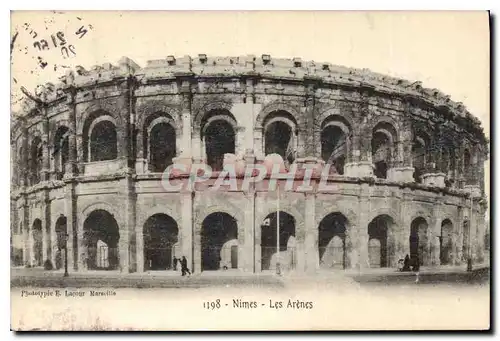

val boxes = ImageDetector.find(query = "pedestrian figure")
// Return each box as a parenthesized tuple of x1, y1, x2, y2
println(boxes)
(173, 256, 178, 271)
(181, 256, 191, 276)
(403, 254, 411, 272)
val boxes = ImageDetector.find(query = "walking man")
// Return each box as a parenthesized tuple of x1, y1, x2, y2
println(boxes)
(181, 256, 191, 276)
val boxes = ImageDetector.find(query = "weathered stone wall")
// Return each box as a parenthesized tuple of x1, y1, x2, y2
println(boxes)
(10, 55, 489, 273)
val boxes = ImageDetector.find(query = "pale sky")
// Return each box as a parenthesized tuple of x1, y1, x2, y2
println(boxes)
(10, 10, 490, 199)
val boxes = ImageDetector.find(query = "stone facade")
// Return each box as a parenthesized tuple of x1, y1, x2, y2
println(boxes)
(10, 54, 489, 274)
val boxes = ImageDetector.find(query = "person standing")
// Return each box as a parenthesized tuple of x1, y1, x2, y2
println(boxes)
(173, 256, 178, 271)
(181, 256, 191, 276)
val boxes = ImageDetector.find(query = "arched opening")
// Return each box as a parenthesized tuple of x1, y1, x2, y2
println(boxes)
(53, 126, 70, 179)
(149, 122, 176, 172)
(83, 210, 120, 270)
(440, 219, 453, 265)
(89, 120, 117, 162)
(12, 222, 23, 266)
(29, 137, 43, 185)
(143, 214, 179, 271)
(32, 219, 43, 266)
(263, 111, 297, 165)
(143, 114, 177, 173)
(410, 217, 429, 266)
(55, 216, 67, 270)
(371, 123, 396, 179)
(368, 215, 395, 268)
(443, 147, 457, 188)
(260, 211, 296, 271)
(318, 213, 348, 269)
(321, 125, 347, 175)
(202, 110, 236, 172)
(201, 212, 238, 271)
(412, 136, 427, 183)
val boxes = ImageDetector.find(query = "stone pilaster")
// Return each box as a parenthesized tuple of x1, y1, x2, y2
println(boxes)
(41, 111, 50, 182)
(357, 183, 371, 270)
(42, 190, 51, 265)
(65, 86, 78, 176)
(119, 175, 135, 273)
(304, 192, 317, 273)
(254, 127, 264, 159)
(254, 194, 264, 272)
(64, 182, 76, 271)
(243, 152, 256, 273)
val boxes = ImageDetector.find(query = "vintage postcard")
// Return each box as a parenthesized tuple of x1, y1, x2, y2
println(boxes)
(9, 10, 490, 331)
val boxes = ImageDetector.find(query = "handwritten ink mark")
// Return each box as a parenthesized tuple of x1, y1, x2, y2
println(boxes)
(37, 56, 48, 69)
(61, 45, 76, 59)
(10, 31, 18, 59)
(75, 26, 88, 39)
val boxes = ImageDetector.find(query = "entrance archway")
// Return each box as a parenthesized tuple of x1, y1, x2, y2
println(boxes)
(440, 219, 453, 265)
(410, 217, 429, 266)
(55, 216, 67, 270)
(32, 219, 43, 266)
(368, 215, 395, 268)
(318, 213, 348, 269)
(83, 210, 120, 270)
(201, 212, 238, 271)
(143, 214, 179, 271)
(260, 211, 296, 271)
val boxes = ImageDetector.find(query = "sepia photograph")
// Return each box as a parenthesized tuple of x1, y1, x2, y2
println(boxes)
(9, 10, 491, 331)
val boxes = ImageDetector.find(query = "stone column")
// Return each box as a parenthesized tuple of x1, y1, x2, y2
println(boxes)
(254, 194, 264, 272)
(28, 224, 34, 267)
(135, 221, 144, 273)
(235, 126, 246, 159)
(430, 204, 443, 266)
(179, 83, 193, 160)
(180, 191, 194, 271)
(42, 191, 51, 265)
(119, 175, 134, 273)
(399, 188, 412, 259)
(64, 182, 76, 271)
(242, 154, 256, 272)
(254, 127, 264, 159)
(50, 216, 57, 268)
(41, 113, 51, 182)
(22, 199, 30, 266)
(357, 184, 371, 270)
(304, 193, 318, 273)
(455, 205, 465, 265)
(65, 87, 78, 176)
(344, 125, 373, 178)
(192, 131, 202, 163)
(347, 224, 359, 269)
(41, 215, 48, 264)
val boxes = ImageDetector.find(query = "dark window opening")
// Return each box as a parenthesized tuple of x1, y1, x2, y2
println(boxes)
(83, 210, 120, 270)
(149, 123, 176, 173)
(260, 211, 296, 271)
(372, 131, 391, 179)
(90, 121, 117, 162)
(201, 213, 238, 271)
(265, 121, 295, 165)
(321, 126, 347, 175)
(205, 120, 235, 171)
(143, 214, 179, 271)
(318, 213, 347, 269)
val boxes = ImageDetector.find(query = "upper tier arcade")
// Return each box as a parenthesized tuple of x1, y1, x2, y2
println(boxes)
(11, 54, 488, 199)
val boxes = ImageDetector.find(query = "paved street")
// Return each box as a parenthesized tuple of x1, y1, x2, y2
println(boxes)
(11, 264, 490, 289)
